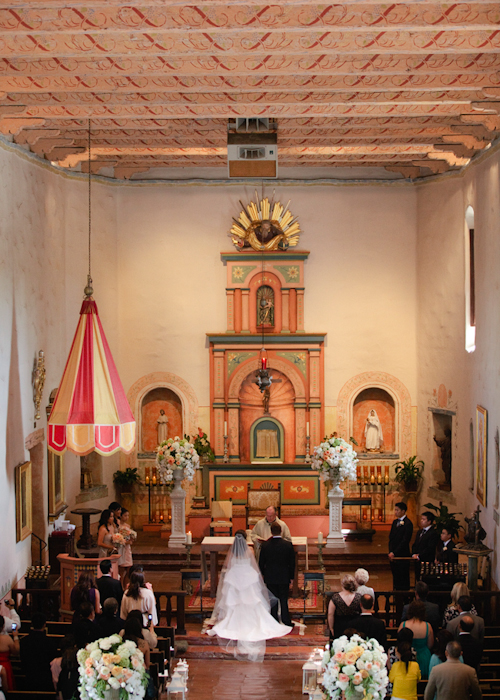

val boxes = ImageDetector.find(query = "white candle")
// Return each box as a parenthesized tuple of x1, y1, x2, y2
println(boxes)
(224, 420, 227, 435)
(306, 422, 310, 436)
(318, 531, 323, 544)
(186, 531, 192, 545)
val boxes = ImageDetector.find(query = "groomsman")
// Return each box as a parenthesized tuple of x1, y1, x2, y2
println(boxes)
(412, 511, 439, 578)
(259, 522, 295, 626)
(388, 502, 413, 590)
(436, 527, 458, 564)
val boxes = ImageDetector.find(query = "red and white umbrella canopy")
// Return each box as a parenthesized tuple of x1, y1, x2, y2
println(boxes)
(48, 298, 135, 456)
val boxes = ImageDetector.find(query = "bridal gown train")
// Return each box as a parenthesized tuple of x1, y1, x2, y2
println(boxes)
(207, 551, 291, 661)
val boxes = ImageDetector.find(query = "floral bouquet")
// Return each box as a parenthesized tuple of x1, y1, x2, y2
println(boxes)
(118, 526, 137, 545)
(192, 427, 215, 463)
(111, 532, 127, 548)
(321, 634, 388, 700)
(311, 436, 358, 483)
(156, 435, 200, 483)
(77, 634, 148, 700)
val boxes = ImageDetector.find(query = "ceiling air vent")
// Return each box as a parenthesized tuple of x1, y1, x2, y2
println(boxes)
(239, 147, 266, 160)
(227, 119, 278, 178)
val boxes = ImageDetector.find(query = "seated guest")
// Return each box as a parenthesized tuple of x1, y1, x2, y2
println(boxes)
(424, 641, 482, 700)
(429, 629, 461, 673)
(57, 638, 80, 700)
(351, 594, 387, 648)
(398, 600, 434, 679)
(120, 571, 158, 628)
(96, 598, 122, 638)
(0, 599, 20, 633)
(446, 596, 484, 647)
(97, 559, 123, 606)
(387, 627, 417, 698)
(354, 568, 375, 598)
(70, 571, 101, 621)
(436, 527, 459, 564)
(443, 583, 478, 627)
(121, 610, 157, 650)
(50, 634, 76, 691)
(388, 641, 421, 700)
(458, 616, 482, 671)
(72, 602, 99, 649)
(0, 614, 19, 690)
(122, 616, 150, 668)
(19, 612, 58, 691)
(402, 581, 440, 635)
(327, 575, 361, 640)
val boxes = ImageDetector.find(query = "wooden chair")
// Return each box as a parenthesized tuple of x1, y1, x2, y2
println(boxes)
(245, 483, 281, 530)
(210, 498, 233, 536)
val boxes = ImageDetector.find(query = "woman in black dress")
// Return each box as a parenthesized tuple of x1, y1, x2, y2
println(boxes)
(327, 574, 361, 640)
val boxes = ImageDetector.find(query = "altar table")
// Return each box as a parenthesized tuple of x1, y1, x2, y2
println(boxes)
(201, 536, 308, 599)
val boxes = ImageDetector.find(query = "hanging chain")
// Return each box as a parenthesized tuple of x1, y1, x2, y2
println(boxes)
(84, 119, 94, 298)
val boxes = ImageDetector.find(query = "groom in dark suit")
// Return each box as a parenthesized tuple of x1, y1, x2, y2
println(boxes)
(259, 522, 295, 626)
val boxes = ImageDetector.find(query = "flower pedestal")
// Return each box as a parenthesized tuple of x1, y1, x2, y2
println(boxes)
(326, 479, 345, 549)
(168, 469, 187, 549)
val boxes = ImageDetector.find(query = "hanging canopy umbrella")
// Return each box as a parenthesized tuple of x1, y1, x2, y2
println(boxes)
(48, 297, 135, 456)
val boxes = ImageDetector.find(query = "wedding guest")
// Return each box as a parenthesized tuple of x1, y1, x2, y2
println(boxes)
(446, 596, 484, 647)
(327, 574, 362, 640)
(0, 664, 7, 700)
(97, 509, 117, 559)
(120, 572, 158, 628)
(354, 568, 375, 598)
(0, 614, 19, 689)
(436, 527, 458, 564)
(19, 612, 58, 691)
(96, 598, 122, 637)
(72, 602, 99, 649)
(0, 599, 20, 633)
(388, 641, 421, 700)
(386, 628, 417, 697)
(120, 610, 157, 650)
(108, 501, 122, 528)
(122, 616, 150, 668)
(70, 571, 101, 620)
(401, 581, 440, 635)
(117, 508, 136, 587)
(398, 601, 434, 679)
(458, 616, 482, 671)
(442, 583, 478, 627)
(50, 635, 76, 691)
(351, 594, 387, 648)
(424, 641, 482, 700)
(96, 559, 123, 607)
(429, 628, 464, 700)
(57, 640, 80, 700)
(412, 512, 439, 580)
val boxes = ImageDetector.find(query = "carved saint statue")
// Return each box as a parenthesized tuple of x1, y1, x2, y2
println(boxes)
(257, 285, 274, 326)
(364, 409, 383, 452)
(157, 409, 169, 444)
(433, 427, 452, 490)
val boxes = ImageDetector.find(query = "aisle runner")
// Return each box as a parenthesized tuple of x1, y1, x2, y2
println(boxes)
(188, 573, 319, 611)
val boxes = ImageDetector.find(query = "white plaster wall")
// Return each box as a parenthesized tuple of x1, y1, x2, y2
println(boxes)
(416, 146, 500, 585)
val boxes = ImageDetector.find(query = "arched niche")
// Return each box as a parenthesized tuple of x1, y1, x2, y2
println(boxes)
(248, 270, 282, 334)
(337, 372, 412, 457)
(353, 388, 396, 453)
(125, 372, 198, 468)
(141, 387, 183, 452)
(250, 416, 285, 463)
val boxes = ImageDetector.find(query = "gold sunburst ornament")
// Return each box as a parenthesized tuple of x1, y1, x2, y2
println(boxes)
(230, 193, 301, 251)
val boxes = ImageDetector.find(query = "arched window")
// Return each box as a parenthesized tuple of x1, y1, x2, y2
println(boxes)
(465, 205, 476, 353)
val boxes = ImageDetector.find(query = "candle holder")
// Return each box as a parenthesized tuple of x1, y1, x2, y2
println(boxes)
(223, 434, 229, 463)
(305, 435, 311, 463)
(184, 542, 193, 567)
(317, 541, 325, 571)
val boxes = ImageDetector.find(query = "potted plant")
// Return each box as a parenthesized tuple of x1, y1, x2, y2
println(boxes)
(394, 455, 424, 492)
(113, 467, 140, 493)
(423, 502, 463, 538)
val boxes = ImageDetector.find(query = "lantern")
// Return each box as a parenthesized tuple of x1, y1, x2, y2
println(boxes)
(167, 672, 186, 700)
(302, 659, 318, 694)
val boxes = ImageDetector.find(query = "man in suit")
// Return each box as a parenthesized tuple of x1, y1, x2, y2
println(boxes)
(458, 616, 482, 671)
(259, 522, 295, 626)
(446, 596, 485, 647)
(401, 581, 440, 634)
(388, 501, 413, 590)
(351, 594, 387, 648)
(412, 511, 439, 579)
(424, 641, 482, 700)
(97, 559, 123, 607)
(436, 527, 459, 564)
(19, 612, 58, 691)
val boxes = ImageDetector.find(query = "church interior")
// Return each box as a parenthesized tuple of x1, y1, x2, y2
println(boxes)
(1, 2, 500, 698)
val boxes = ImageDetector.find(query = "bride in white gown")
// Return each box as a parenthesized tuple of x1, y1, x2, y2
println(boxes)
(206, 530, 292, 661)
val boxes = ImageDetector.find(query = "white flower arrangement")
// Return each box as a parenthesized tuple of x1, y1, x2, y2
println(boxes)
(311, 436, 358, 483)
(156, 436, 200, 483)
(77, 634, 148, 700)
(321, 634, 388, 700)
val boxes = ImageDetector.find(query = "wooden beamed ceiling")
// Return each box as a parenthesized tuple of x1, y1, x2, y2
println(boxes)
(1, 1, 500, 180)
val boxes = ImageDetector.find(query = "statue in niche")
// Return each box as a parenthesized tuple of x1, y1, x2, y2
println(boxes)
(364, 409, 383, 452)
(433, 427, 452, 491)
(157, 409, 169, 444)
(257, 285, 274, 326)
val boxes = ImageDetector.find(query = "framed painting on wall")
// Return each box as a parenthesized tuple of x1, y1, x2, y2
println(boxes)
(476, 406, 487, 506)
(15, 461, 32, 542)
(48, 450, 66, 519)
